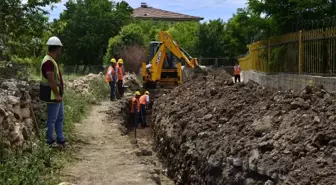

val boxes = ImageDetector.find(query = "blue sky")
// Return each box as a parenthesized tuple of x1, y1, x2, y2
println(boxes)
(47, 0, 248, 22)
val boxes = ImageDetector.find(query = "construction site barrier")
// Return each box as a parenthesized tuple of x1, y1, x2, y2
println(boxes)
(238, 27, 336, 76)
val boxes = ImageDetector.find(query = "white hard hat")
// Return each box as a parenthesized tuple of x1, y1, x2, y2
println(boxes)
(46, 36, 63, 46)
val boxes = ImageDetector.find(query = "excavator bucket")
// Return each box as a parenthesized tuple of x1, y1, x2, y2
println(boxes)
(182, 65, 208, 81)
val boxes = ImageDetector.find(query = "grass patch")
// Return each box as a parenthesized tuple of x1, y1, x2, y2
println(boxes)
(0, 141, 63, 185)
(0, 76, 107, 185)
(88, 76, 110, 101)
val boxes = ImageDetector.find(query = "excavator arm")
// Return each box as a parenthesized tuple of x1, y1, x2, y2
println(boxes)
(150, 43, 167, 81)
(158, 32, 198, 68)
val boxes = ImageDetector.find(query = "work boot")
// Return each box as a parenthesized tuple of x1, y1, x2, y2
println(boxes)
(46, 140, 55, 146)
(57, 139, 66, 146)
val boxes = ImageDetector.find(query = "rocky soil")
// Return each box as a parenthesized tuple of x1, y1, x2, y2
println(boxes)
(152, 69, 336, 185)
(68, 72, 141, 95)
(68, 73, 104, 95)
(0, 78, 41, 154)
(123, 72, 143, 92)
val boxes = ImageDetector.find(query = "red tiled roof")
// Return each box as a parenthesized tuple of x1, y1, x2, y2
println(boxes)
(132, 6, 204, 21)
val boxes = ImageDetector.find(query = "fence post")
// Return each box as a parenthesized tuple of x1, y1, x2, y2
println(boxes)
(268, 39, 271, 73)
(298, 30, 303, 74)
(215, 58, 218, 66)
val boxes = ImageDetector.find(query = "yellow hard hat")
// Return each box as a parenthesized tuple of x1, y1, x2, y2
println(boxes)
(145, 91, 150, 95)
(135, 91, 141, 96)
(118, 59, 123, 64)
(110, 58, 116, 63)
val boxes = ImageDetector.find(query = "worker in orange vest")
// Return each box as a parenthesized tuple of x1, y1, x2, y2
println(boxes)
(131, 91, 141, 129)
(234, 62, 241, 83)
(116, 59, 125, 98)
(105, 58, 117, 101)
(139, 91, 150, 128)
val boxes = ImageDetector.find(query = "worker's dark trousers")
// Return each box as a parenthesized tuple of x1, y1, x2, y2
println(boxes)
(109, 81, 116, 100)
(140, 104, 147, 127)
(234, 75, 241, 83)
(131, 112, 140, 129)
(117, 80, 123, 97)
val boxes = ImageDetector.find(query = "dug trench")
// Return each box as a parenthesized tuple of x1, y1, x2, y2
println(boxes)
(60, 73, 174, 185)
(119, 69, 336, 185)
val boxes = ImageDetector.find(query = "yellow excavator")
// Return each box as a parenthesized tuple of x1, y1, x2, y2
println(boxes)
(142, 31, 203, 88)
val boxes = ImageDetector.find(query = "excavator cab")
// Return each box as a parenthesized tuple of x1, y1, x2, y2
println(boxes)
(148, 41, 161, 61)
(143, 41, 181, 88)
(148, 41, 176, 69)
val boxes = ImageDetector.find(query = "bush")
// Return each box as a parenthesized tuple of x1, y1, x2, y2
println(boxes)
(0, 141, 61, 185)
(63, 88, 91, 135)
(11, 55, 42, 75)
(88, 77, 110, 102)
(104, 23, 145, 64)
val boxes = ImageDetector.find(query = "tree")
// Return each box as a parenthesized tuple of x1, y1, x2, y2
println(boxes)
(0, 0, 59, 60)
(104, 23, 145, 64)
(223, 8, 271, 58)
(57, 0, 132, 71)
(248, 0, 336, 34)
(167, 22, 200, 57)
(198, 19, 227, 58)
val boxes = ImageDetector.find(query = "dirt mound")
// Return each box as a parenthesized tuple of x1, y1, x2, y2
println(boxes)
(68, 73, 104, 94)
(123, 72, 142, 91)
(152, 70, 336, 185)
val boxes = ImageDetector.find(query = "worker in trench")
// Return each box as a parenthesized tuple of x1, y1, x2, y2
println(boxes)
(116, 58, 124, 98)
(234, 62, 241, 83)
(131, 91, 141, 131)
(40, 36, 66, 147)
(105, 58, 117, 101)
(139, 91, 150, 128)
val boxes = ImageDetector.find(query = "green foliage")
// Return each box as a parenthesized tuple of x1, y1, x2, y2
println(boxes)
(11, 55, 42, 75)
(105, 20, 202, 64)
(104, 23, 145, 64)
(198, 19, 227, 58)
(134, 20, 170, 46)
(63, 89, 89, 134)
(223, 8, 271, 58)
(88, 77, 110, 101)
(0, 0, 58, 61)
(57, 0, 133, 67)
(248, 0, 336, 34)
(0, 142, 61, 185)
(167, 22, 200, 56)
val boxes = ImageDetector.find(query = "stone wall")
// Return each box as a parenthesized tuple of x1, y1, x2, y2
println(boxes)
(242, 70, 336, 92)
(0, 78, 40, 153)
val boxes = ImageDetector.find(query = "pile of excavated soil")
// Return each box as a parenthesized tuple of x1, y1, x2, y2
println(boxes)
(152, 69, 336, 185)
(68, 73, 104, 95)
(123, 72, 142, 91)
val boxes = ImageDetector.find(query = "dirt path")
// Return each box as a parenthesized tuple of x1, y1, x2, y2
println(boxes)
(61, 101, 173, 185)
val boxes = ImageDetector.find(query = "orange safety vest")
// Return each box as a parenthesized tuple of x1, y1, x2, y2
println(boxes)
(105, 66, 116, 82)
(234, 65, 241, 75)
(131, 97, 140, 113)
(139, 95, 147, 105)
(117, 66, 123, 80)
